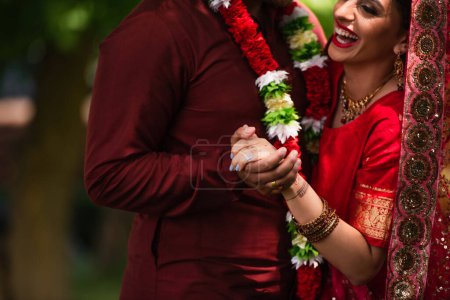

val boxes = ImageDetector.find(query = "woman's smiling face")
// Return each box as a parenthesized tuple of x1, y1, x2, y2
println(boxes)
(328, 0, 407, 66)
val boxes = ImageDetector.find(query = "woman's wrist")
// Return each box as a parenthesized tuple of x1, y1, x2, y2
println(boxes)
(282, 174, 308, 200)
(282, 174, 324, 224)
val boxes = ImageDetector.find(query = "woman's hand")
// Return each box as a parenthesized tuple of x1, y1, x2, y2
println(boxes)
(230, 127, 277, 172)
(230, 125, 301, 194)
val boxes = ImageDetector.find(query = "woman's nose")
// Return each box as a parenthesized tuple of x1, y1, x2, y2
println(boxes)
(334, 0, 356, 22)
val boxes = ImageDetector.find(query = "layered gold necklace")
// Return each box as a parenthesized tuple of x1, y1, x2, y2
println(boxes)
(340, 75, 393, 124)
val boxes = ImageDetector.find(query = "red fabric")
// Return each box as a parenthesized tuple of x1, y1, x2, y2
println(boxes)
(84, 0, 325, 299)
(312, 63, 404, 299)
(425, 202, 450, 299)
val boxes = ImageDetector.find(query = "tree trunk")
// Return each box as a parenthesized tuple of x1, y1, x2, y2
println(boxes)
(8, 41, 91, 300)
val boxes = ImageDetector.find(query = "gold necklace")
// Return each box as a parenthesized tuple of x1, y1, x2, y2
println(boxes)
(340, 75, 393, 124)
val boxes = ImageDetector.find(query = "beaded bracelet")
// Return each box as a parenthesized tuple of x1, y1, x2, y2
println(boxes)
(304, 213, 339, 243)
(294, 198, 339, 243)
(294, 198, 329, 235)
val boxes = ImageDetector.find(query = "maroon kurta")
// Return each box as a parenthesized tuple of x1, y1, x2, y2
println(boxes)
(84, 0, 324, 298)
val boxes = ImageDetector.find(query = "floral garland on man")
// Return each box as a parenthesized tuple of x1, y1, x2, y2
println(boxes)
(209, 0, 330, 298)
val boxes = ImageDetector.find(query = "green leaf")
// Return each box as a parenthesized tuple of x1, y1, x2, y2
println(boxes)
(262, 107, 299, 126)
(290, 41, 322, 62)
(281, 17, 313, 38)
(303, 128, 322, 141)
(259, 82, 291, 100)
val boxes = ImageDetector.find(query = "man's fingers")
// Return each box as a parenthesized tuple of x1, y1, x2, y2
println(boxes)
(237, 157, 300, 192)
(245, 147, 287, 173)
(230, 125, 257, 146)
(263, 160, 301, 191)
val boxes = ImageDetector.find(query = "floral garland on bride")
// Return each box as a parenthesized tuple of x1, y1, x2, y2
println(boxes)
(209, 0, 330, 298)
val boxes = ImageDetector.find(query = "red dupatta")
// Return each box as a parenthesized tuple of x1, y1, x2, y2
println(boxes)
(386, 1, 450, 298)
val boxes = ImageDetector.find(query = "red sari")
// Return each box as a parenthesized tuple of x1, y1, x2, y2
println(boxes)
(312, 65, 404, 299)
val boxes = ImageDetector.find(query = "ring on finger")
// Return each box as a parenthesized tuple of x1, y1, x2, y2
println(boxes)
(271, 180, 277, 188)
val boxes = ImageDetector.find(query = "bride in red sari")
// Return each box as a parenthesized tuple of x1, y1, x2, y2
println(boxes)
(230, 0, 449, 298)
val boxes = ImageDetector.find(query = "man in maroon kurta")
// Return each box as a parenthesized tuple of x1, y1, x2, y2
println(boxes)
(84, 0, 324, 298)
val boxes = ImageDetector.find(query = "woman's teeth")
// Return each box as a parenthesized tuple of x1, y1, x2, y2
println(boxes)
(335, 27, 359, 42)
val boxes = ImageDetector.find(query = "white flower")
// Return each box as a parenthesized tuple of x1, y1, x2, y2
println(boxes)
(280, 7, 309, 27)
(255, 70, 289, 90)
(291, 254, 324, 269)
(292, 235, 308, 249)
(301, 116, 327, 134)
(265, 94, 294, 112)
(308, 255, 324, 268)
(288, 30, 318, 50)
(291, 256, 302, 270)
(267, 121, 300, 144)
(286, 211, 293, 223)
(294, 54, 328, 71)
(209, 0, 231, 11)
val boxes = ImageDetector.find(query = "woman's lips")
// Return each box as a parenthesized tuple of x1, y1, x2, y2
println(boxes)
(332, 22, 359, 48)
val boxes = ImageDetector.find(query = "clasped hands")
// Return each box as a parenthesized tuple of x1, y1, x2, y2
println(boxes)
(230, 125, 301, 195)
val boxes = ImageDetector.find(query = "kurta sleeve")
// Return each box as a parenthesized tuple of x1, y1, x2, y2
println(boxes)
(84, 13, 236, 216)
(348, 110, 402, 248)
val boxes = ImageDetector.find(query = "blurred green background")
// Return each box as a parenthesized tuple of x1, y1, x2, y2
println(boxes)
(0, 1, 333, 299)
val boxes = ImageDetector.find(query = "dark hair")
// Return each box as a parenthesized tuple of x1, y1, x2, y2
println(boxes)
(394, 0, 412, 32)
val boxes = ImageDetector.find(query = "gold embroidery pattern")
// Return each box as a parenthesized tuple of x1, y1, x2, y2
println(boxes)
(359, 183, 395, 194)
(387, 0, 447, 298)
(353, 191, 394, 241)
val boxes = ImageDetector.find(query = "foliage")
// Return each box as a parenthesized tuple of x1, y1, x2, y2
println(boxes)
(301, 0, 334, 37)
(0, 0, 333, 63)
(0, 0, 139, 62)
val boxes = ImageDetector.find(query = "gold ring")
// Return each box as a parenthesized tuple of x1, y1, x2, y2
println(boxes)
(271, 181, 277, 188)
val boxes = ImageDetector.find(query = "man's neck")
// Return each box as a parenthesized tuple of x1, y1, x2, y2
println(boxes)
(243, 0, 264, 18)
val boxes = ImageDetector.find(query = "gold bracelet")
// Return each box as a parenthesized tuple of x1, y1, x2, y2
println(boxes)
(285, 180, 309, 201)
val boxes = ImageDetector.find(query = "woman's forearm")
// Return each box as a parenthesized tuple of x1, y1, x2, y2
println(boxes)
(282, 174, 386, 285)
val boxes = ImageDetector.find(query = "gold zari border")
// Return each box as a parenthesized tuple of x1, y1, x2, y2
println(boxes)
(353, 191, 394, 242)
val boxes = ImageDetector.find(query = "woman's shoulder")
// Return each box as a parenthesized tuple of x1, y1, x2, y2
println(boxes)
(368, 91, 404, 121)
(361, 91, 405, 142)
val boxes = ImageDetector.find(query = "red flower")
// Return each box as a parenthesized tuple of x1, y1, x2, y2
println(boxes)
(282, 1, 298, 16)
(273, 137, 300, 157)
(220, 0, 279, 76)
(304, 66, 330, 120)
(296, 265, 322, 300)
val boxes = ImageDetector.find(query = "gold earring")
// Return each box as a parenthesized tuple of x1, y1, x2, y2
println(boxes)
(394, 52, 404, 91)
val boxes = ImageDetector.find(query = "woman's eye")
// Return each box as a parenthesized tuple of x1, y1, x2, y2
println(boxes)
(358, 4, 378, 16)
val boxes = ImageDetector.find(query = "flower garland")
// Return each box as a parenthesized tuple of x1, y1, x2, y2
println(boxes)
(209, 0, 330, 298)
